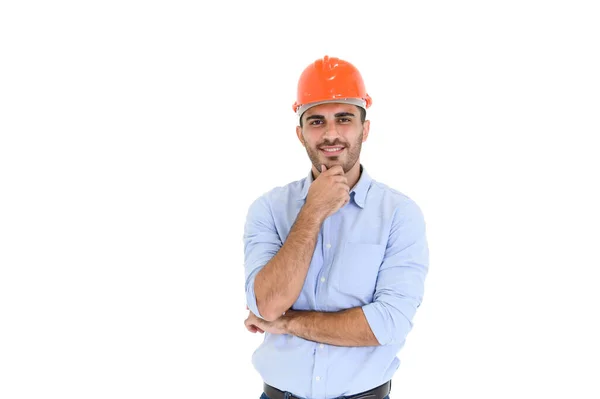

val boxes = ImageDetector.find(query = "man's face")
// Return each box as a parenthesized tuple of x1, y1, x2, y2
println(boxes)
(296, 103, 370, 174)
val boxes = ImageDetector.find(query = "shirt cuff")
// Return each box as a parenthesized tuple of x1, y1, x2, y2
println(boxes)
(361, 301, 412, 346)
(246, 271, 265, 320)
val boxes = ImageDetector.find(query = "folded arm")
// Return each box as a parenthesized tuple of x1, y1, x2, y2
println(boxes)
(244, 195, 323, 321)
(283, 307, 379, 346)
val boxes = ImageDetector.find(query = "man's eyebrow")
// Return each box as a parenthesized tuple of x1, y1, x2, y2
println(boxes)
(335, 112, 355, 118)
(305, 112, 356, 121)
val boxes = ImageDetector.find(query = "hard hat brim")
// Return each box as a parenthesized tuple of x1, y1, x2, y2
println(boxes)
(296, 98, 368, 120)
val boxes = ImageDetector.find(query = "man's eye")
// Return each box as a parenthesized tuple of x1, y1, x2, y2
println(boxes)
(338, 118, 351, 123)
(310, 120, 324, 125)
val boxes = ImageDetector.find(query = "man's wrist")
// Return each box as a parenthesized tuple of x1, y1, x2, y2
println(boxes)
(299, 205, 325, 226)
(282, 310, 297, 335)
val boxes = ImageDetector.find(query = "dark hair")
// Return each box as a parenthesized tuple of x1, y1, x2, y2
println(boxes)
(299, 106, 366, 128)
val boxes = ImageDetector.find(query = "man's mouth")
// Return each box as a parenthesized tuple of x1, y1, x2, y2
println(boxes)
(320, 146, 345, 156)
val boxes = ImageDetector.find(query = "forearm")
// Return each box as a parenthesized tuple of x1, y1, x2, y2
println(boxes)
(284, 307, 380, 347)
(254, 206, 323, 321)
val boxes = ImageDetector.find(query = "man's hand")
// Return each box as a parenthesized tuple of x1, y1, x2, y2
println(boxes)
(244, 307, 292, 335)
(304, 164, 350, 221)
(244, 305, 264, 334)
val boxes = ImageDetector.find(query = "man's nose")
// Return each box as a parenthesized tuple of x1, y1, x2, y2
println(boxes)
(323, 122, 341, 140)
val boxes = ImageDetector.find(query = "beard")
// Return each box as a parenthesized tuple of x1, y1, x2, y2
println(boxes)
(305, 131, 363, 174)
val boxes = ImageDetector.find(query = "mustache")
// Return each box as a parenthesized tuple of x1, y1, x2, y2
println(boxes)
(318, 140, 347, 147)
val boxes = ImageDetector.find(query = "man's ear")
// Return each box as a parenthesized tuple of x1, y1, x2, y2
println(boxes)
(362, 120, 370, 142)
(296, 126, 305, 147)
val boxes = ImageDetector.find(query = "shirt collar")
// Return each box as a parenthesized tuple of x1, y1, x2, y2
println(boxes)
(299, 164, 372, 209)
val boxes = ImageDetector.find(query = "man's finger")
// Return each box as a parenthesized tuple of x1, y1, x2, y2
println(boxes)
(246, 323, 264, 334)
(245, 320, 257, 332)
(327, 165, 345, 176)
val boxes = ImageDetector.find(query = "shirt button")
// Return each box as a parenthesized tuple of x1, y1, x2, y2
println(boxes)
(320, 277, 326, 283)
(319, 344, 325, 349)
(326, 243, 331, 249)
(315, 376, 321, 382)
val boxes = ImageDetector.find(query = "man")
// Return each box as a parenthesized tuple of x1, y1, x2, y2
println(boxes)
(243, 55, 429, 399)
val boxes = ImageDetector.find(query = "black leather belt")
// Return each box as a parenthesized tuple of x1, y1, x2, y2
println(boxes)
(263, 380, 391, 399)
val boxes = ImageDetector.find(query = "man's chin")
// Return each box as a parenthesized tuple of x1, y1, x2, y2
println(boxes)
(326, 162, 350, 173)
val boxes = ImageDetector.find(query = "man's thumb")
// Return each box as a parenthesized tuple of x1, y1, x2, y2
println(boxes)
(321, 164, 327, 173)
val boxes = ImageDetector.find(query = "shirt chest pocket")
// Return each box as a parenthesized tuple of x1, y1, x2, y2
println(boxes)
(337, 242, 386, 301)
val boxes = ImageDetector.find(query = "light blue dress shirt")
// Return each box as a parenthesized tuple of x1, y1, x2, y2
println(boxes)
(244, 165, 429, 399)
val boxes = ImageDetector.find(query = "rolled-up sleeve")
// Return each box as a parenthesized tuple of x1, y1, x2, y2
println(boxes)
(243, 195, 282, 319)
(362, 199, 429, 346)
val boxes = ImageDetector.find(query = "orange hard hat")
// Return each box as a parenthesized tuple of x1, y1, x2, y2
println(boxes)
(292, 55, 372, 116)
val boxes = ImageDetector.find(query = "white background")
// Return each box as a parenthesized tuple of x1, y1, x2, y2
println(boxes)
(1, 1, 599, 398)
